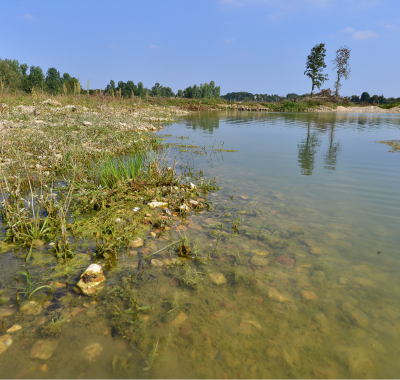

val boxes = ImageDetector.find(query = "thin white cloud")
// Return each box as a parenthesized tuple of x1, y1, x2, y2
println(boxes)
(353, 30, 378, 40)
(148, 45, 162, 49)
(108, 44, 120, 50)
(22, 14, 34, 20)
(343, 27, 377, 40)
(384, 23, 397, 31)
(223, 38, 235, 43)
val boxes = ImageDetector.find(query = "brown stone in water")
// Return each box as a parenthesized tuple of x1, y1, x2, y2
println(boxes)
(0, 308, 16, 318)
(210, 309, 228, 321)
(300, 290, 318, 301)
(171, 312, 189, 327)
(21, 301, 43, 316)
(276, 254, 295, 267)
(180, 324, 193, 337)
(30, 340, 58, 360)
(129, 238, 144, 248)
(187, 223, 202, 230)
(237, 195, 249, 200)
(310, 247, 321, 255)
(169, 278, 179, 286)
(209, 272, 227, 285)
(270, 210, 278, 215)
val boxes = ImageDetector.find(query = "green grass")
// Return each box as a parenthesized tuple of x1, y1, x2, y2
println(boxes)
(96, 154, 145, 188)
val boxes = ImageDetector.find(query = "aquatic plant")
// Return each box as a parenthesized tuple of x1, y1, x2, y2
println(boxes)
(181, 264, 204, 287)
(42, 314, 66, 335)
(14, 267, 55, 299)
(143, 339, 160, 371)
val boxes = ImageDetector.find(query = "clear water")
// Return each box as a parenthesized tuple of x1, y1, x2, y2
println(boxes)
(1, 111, 400, 378)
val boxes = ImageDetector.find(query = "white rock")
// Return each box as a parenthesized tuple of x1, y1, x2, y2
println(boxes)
(148, 201, 168, 208)
(82, 121, 92, 126)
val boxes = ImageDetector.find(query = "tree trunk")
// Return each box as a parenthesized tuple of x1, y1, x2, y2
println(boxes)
(335, 72, 340, 98)
(311, 79, 314, 98)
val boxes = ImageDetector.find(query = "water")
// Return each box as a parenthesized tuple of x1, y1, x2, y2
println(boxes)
(1, 111, 400, 378)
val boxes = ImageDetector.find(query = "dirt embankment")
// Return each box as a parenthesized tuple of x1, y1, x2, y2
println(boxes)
(315, 105, 400, 114)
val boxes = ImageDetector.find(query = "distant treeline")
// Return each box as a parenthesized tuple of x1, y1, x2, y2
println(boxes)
(1, 57, 399, 105)
(222, 90, 400, 105)
(104, 80, 221, 99)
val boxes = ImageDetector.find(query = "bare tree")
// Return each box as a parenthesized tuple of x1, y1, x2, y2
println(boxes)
(332, 46, 351, 98)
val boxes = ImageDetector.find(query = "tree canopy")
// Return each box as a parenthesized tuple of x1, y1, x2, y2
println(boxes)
(304, 43, 328, 97)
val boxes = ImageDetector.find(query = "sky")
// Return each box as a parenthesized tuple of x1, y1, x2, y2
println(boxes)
(1, 0, 399, 97)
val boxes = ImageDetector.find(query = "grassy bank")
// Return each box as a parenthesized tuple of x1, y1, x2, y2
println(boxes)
(0, 94, 219, 276)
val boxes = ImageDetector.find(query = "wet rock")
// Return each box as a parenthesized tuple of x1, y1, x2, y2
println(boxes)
(32, 239, 45, 250)
(82, 343, 103, 362)
(309, 247, 321, 255)
(311, 271, 326, 283)
(354, 277, 375, 287)
(347, 349, 374, 378)
(267, 288, 290, 303)
(129, 238, 144, 248)
(300, 290, 318, 301)
(150, 259, 163, 267)
(0, 308, 16, 318)
(349, 309, 369, 328)
(171, 312, 189, 327)
(251, 249, 269, 257)
(148, 201, 168, 208)
(341, 302, 354, 314)
(76, 264, 105, 296)
(30, 340, 58, 360)
(239, 319, 262, 335)
(250, 256, 269, 266)
(276, 254, 295, 267)
(371, 320, 398, 337)
(209, 272, 227, 285)
(237, 195, 249, 200)
(21, 300, 43, 316)
(0, 335, 12, 356)
(180, 324, 193, 337)
(210, 309, 228, 321)
(7, 324, 22, 333)
(179, 204, 190, 213)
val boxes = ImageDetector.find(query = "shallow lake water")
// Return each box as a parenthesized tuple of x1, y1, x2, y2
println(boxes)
(1, 111, 400, 378)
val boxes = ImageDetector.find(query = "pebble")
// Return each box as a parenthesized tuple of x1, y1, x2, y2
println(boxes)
(300, 290, 318, 301)
(251, 249, 269, 257)
(30, 340, 58, 360)
(210, 309, 228, 321)
(171, 312, 189, 327)
(150, 259, 163, 267)
(180, 324, 193, 337)
(349, 309, 369, 328)
(21, 300, 43, 316)
(82, 343, 103, 362)
(354, 277, 375, 287)
(7, 324, 22, 333)
(250, 256, 269, 266)
(82, 121, 92, 126)
(309, 247, 321, 255)
(267, 288, 290, 303)
(209, 272, 227, 285)
(237, 195, 249, 200)
(129, 238, 144, 248)
(0, 308, 16, 318)
(275, 254, 295, 267)
(239, 320, 262, 335)
(76, 264, 105, 296)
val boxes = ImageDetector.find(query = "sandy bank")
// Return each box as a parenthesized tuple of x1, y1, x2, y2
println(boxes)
(315, 105, 400, 114)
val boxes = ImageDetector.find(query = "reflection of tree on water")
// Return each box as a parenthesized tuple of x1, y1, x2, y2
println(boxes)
(324, 122, 341, 171)
(298, 119, 321, 175)
(297, 114, 341, 175)
(184, 113, 220, 134)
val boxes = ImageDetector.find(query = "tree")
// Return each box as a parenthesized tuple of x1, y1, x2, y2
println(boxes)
(176, 89, 183, 97)
(45, 67, 61, 94)
(304, 43, 328, 98)
(361, 92, 370, 102)
(151, 83, 163, 96)
(332, 45, 351, 98)
(351, 95, 360, 103)
(370, 94, 379, 104)
(26, 66, 45, 92)
(0, 58, 21, 91)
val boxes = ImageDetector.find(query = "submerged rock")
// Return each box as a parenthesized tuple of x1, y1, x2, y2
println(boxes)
(30, 340, 58, 360)
(171, 312, 189, 327)
(0, 308, 16, 318)
(267, 288, 290, 303)
(76, 264, 105, 296)
(129, 238, 144, 248)
(82, 343, 103, 362)
(209, 272, 227, 285)
(0, 335, 12, 356)
(7, 324, 22, 333)
(148, 201, 168, 208)
(20, 301, 43, 316)
(250, 256, 269, 266)
(300, 290, 318, 301)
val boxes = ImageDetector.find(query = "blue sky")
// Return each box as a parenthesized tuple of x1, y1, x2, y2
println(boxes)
(1, 0, 399, 97)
